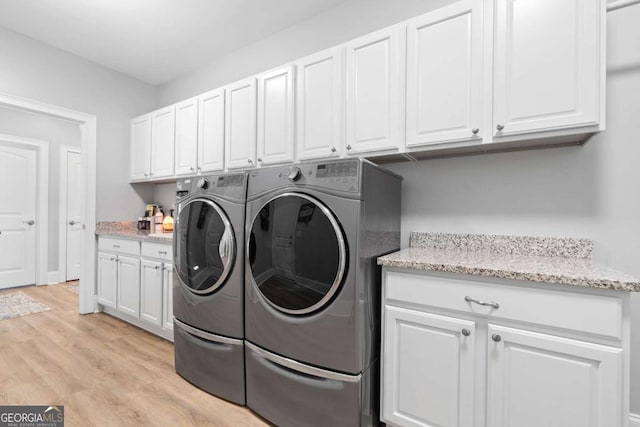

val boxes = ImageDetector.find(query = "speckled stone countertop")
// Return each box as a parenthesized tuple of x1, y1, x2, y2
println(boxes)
(378, 232, 640, 292)
(95, 221, 173, 242)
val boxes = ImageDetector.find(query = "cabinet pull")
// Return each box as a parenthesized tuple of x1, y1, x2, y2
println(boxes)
(155, 265, 160, 270)
(465, 296, 499, 309)
(113, 245, 120, 248)
(247, 159, 253, 164)
(257, 158, 263, 163)
(461, 328, 471, 337)
(190, 167, 195, 171)
(158, 251, 167, 255)
(346, 144, 352, 150)
(492, 334, 502, 343)
(472, 128, 479, 135)
(496, 124, 504, 131)
(330, 147, 337, 153)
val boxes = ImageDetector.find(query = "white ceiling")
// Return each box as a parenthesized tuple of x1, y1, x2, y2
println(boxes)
(0, 0, 350, 85)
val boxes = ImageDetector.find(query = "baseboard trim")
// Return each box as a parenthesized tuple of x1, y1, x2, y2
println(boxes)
(46, 271, 60, 285)
(630, 413, 640, 427)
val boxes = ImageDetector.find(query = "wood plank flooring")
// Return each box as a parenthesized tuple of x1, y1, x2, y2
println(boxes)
(0, 284, 269, 426)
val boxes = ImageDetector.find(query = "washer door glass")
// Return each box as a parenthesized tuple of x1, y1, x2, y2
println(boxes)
(249, 193, 346, 315)
(175, 198, 235, 295)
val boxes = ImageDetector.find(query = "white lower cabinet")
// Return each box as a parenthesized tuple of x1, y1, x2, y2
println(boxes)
(383, 306, 475, 427)
(116, 255, 140, 317)
(97, 237, 174, 341)
(381, 268, 629, 427)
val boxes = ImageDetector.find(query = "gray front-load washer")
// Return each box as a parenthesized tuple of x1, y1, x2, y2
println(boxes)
(244, 159, 401, 426)
(173, 172, 247, 405)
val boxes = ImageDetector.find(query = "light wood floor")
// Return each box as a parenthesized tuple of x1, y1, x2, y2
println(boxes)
(0, 284, 269, 426)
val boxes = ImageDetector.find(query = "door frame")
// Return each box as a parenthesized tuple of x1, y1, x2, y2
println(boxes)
(0, 91, 97, 314)
(58, 145, 82, 283)
(0, 134, 49, 287)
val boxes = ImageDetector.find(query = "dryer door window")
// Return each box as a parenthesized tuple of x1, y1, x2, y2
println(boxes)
(249, 193, 347, 315)
(175, 198, 235, 295)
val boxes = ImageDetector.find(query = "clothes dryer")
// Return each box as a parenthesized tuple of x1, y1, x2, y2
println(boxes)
(244, 159, 401, 426)
(173, 172, 247, 405)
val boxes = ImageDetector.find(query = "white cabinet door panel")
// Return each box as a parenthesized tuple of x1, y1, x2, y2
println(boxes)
(487, 324, 622, 427)
(345, 25, 405, 154)
(198, 88, 225, 173)
(163, 263, 174, 332)
(117, 255, 140, 317)
(382, 306, 475, 427)
(406, 0, 483, 147)
(130, 114, 151, 180)
(140, 259, 163, 326)
(97, 252, 117, 308)
(257, 65, 295, 166)
(174, 98, 198, 176)
(225, 77, 257, 169)
(493, 0, 601, 135)
(150, 106, 175, 178)
(296, 47, 343, 160)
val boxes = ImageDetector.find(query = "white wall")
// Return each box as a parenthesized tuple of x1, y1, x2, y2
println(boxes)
(0, 26, 157, 223)
(0, 107, 81, 272)
(156, 0, 640, 413)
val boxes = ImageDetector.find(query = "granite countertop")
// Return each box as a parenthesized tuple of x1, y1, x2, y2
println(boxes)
(378, 232, 640, 292)
(96, 221, 173, 243)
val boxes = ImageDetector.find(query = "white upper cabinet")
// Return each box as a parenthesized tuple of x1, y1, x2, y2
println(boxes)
(225, 77, 257, 170)
(174, 97, 198, 176)
(295, 47, 344, 161)
(345, 24, 406, 155)
(257, 65, 295, 166)
(150, 106, 176, 179)
(130, 114, 151, 181)
(406, 0, 483, 147)
(198, 88, 225, 173)
(492, 0, 603, 137)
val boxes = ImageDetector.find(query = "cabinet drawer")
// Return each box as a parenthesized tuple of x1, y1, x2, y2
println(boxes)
(384, 270, 623, 339)
(98, 237, 140, 256)
(141, 241, 173, 262)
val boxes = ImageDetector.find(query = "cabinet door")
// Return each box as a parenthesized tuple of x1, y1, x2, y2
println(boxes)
(174, 98, 198, 176)
(162, 263, 174, 331)
(116, 255, 140, 317)
(97, 252, 117, 308)
(150, 106, 176, 178)
(295, 47, 343, 161)
(487, 324, 622, 427)
(406, 0, 483, 147)
(140, 259, 163, 326)
(493, 0, 602, 136)
(381, 306, 475, 427)
(225, 77, 257, 169)
(257, 65, 295, 166)
(345, 24, 405, 155)
(198, 88, 225, 173)
(130, 114, 151, 181)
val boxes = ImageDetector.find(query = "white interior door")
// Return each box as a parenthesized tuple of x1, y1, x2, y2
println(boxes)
(66, 151, 82, 281)
(0, 144, 37, 289)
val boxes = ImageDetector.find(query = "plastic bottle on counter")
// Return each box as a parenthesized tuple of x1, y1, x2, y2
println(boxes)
(155, 209, 164, 233)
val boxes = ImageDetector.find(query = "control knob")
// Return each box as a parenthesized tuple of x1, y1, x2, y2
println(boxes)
(288, 167, 302, 182)
(196, 177, 209, 189)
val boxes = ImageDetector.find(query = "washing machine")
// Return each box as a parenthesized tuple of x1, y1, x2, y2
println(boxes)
(172, 172, 247, 405)
(244, 159, 401, 426)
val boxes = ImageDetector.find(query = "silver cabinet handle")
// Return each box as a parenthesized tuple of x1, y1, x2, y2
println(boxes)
(144, 173, 149, 177)
(190, 167, 195, 171)
(465, 296, 499, 309)
(257, 158, 262, 163)
(23, 220, 35, 226)
(247, 159, 253, 164)
(158, 251, 167, 255)
(330, 147, 337, 153)
(149, 172, 154, 176)
(472, 128, 479, 135)
(496, 124, 504, 131)
(113, 245, 120, 249)
(492, 334, 502, 343)
(69, 220, 78, 226)
(461, 328, 471, 337)
(155, 265, 160, 270)
(346, 144, 352, 150)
